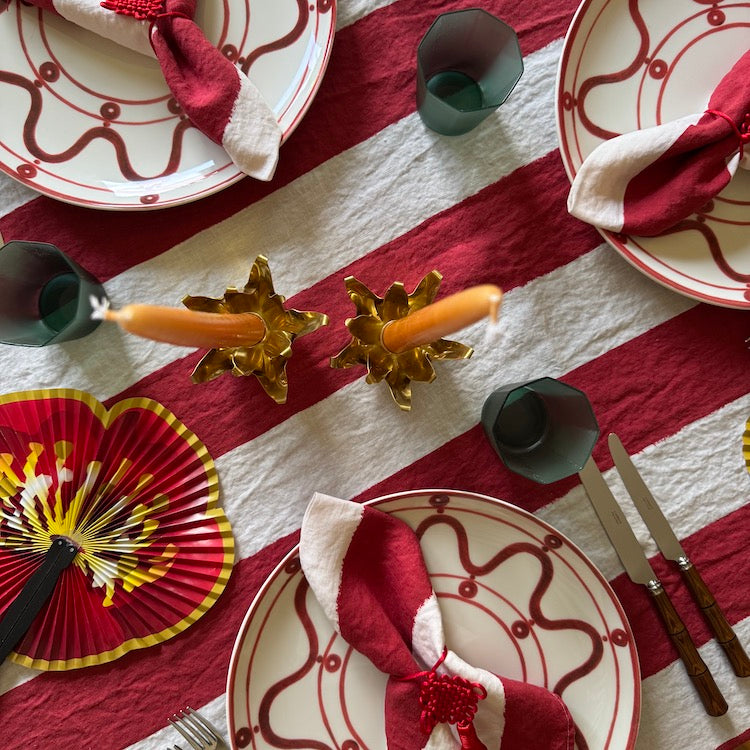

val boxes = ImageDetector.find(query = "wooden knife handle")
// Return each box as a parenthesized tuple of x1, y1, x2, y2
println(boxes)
(681, 562, 750, 677)
(649, 583, 728, 716)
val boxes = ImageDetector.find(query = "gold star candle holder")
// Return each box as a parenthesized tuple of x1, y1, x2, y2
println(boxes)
(331, 271, 502, 411)
(96, 255, 328, 404)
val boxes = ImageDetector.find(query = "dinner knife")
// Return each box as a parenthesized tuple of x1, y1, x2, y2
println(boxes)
(609, 432, 750, 678)
(578, 457, 728, 716)
(0, 537, 78, 665)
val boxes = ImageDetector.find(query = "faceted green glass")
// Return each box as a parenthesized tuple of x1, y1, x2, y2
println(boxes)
(0, 241, 107, 346)
(416, 9, 524, 136)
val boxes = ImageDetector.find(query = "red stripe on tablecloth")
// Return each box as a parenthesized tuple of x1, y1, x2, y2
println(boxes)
(610, 504, 750, 681)
(0, 0, 580, 282)
(3, 499, 747, 748)
(354, 302, 748, 510)
(4, 297, 747, 750)
(107, 151, 601, 455)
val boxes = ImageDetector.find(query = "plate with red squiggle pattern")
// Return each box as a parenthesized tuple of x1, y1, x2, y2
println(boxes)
(556, 0, 750, 308)
(0, 0, 335, 209)
(227, 490, 640, 750)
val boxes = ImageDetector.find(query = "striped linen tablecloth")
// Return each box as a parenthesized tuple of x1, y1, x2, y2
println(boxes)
(0, 1, 749, 748)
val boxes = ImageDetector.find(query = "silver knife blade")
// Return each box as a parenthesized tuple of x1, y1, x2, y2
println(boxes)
(578, 457, 657, 586)
(608, 433, 686, 563)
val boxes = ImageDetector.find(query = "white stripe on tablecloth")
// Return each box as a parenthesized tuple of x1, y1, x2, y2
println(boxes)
(0, 241, 692, 699)
(0, 173, 37, 216)
(3, 395, 741, 701)
(0, 39, 565, 398)
(538, 393, 750, 582)
(336, 0, 401, 28)
(634, 616, 750, 749)
(211, 245, 693, 562)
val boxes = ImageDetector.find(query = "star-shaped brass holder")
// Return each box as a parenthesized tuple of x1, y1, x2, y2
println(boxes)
(331, 271, 479, 411)
(184, 255, 328, 403)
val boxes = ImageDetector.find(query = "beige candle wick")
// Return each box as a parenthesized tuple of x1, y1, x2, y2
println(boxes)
(93, 299, 266, 349)
(381, 284, 502, 353)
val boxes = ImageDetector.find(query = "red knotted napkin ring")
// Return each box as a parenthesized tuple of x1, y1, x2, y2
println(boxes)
(100, 0, 165, 20)
(706, 109, 750, 160)
(100, 0, 191, 24)
(399, 647, 489, 750)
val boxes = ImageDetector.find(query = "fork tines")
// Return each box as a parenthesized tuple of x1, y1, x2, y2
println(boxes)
(168, 707, 221, 750)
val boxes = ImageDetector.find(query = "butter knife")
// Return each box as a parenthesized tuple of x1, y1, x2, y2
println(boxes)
(609, 432, 750, 678)
(579, 457, 728, 716)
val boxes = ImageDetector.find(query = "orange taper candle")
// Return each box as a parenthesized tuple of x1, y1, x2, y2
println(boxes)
(98, 303, 266, 349)
(381, 284, 502, 353)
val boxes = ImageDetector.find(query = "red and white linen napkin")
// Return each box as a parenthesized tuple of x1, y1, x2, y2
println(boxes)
(27, 0, 282, 180)
(299, 493, 575, 750)
(567, 50, 750, 236)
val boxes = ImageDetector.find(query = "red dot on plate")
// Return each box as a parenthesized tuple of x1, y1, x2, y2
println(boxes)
(429, 493, 450, 508)
(39, 61, 59, 82)
(235, 727, 252, 748)
(100, 102, 121, 120)
(648, 59, 668, 79)
(17, 163, 37, 178)
(324, 654, 342, 672)
(610, 628, 630, 647)
(458, 580, 478, 598)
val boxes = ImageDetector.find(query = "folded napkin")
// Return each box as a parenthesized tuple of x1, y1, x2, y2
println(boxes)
(568, 50, 750, 236)
(299, 493, 575, 750)
(28, 0, 281, 180)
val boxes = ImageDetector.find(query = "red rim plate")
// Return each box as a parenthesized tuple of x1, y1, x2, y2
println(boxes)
(226, 489, 640, 750)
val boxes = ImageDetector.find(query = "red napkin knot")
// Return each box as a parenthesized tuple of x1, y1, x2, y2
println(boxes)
(100, 0, 165, 20)
(100, 0, 190, 23)
(706, 109, 750, 159)
(396, 646, 488, 746)
(417, 672, 488, 735)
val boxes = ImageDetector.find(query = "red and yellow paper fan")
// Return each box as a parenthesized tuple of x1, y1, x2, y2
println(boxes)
(0, 389, 234, 670)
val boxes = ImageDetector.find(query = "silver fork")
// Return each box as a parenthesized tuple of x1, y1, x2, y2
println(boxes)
(168, 707, 225, 750)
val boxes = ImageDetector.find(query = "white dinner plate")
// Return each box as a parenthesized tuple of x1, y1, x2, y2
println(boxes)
(556, 0, 750, 308)
(0, 0, 335, 209)
(227, 490, 640, 750)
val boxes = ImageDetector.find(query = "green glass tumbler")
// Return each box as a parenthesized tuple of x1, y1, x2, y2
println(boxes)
(416, 8, 524, 136)
(0, 240, 107, 346)
(481, 377, 599, 484)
